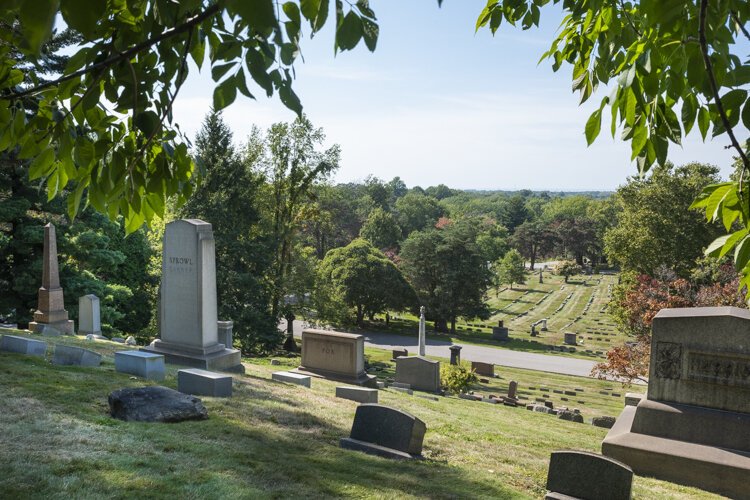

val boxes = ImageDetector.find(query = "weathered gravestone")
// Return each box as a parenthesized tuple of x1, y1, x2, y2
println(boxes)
(336, 386, 379, 404)
(52, 345, 101, 367)
(564, 332, 577, 346)
(294, 329, 375, 386)
(78, 295, 102, 336)
(492, 320, 509, 341)
(507, 380, 518, 400)
(395, 356, 440, 393)
(142, 220, 243, 373)
(28, 224, 74, 335)
(545, 450, 633, 500)
(340, 404, 426, 459)
(471, 361, 494, 377)
(109, 386, 208, 422)
(602, 307, 750, 498)
(0, 335, 47, 357)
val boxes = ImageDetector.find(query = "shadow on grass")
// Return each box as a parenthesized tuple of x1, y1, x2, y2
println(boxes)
(0, 353, 520, 498)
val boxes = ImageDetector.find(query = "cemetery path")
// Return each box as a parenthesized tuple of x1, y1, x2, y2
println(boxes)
(283, 320, 599, 378)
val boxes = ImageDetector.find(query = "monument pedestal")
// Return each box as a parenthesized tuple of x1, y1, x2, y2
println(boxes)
(142, 339, 244, 374)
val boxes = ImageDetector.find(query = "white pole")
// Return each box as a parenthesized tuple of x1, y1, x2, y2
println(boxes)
(418, 306, 426, 356)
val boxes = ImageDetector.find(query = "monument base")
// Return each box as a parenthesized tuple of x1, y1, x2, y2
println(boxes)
(141, 339, 245, 374)
(340, 437, 421, 460)
(602, 403, 750, 498)
(29, 320, 74, 335)
(294, 366, 377, 388)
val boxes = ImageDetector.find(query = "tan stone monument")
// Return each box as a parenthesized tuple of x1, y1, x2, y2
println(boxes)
(295, 329, 376, 387)
(29, 223, 74, 334)
(141, 219, 243, 373)
(602, 307, 750, 498)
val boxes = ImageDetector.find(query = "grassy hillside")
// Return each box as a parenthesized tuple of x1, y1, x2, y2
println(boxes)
(0, 331, 718, 499)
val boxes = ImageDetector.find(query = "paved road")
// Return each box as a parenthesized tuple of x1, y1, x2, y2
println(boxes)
(282, 320, 598, 378)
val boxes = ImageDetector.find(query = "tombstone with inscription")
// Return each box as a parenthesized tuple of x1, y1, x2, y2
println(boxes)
(294, 329, 376, 387)
(602, 307, 750, 498)
(28, 223, 74, 334)
(141, 219, 243, 373)
(395, 356, 440, 393)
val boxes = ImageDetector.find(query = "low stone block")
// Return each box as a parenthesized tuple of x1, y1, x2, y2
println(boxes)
(114, 350, 165, 381)
(624, 393, 643, 406)
(392, 387, 413, 395)
(336, 386, 378, 403)
(0, 335, 47, 357)
(592, 416, 616, 429)
(471, 361, 494, 377)
(52, 345, 101, 367)
(558, 410, 584, 423)
(109, 386, 208, 422)
(178, 368, 232, 397)
(391, 382, 411, 390)
(340, 404, 426, 459)
(272, 371, 311, 387)
(546, 450, 632, 500)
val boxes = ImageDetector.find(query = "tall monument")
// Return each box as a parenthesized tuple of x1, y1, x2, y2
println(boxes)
(142, 219, 244, 373)
(418, 306, 426, 356)
(29, 223, 74, 334)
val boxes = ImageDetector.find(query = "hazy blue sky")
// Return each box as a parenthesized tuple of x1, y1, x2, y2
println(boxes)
(173, 1, 745, 190)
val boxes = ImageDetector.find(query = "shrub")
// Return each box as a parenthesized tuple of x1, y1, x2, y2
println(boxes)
(441, 362, 477, 394)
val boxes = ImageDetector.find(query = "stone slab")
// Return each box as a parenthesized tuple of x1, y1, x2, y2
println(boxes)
(336, 386, 378, 404)
(141, 341, 244, 373)
(546, 450, 632, 500)
(342, 404, 426, 458)
(272, 371, 311, 387)
(296, 329, 375, 386)
(395, 356, 440, 393)
(115, 350, 165, 381)
(602, 405, 750, 499)
(178, 368, 232, 397)
(109, 386, 208, 422)
(0, 335, 47, 357)
(78, 294, 101, 336)
(52, 345, 101, 367)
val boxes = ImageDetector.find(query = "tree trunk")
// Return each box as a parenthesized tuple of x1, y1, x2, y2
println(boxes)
(285, 312, 295, 334)
(564, 275, 569, 283)
(450, 317, 456, 333)
(434, 319, 448, 333)
(356, 304, 364, 327)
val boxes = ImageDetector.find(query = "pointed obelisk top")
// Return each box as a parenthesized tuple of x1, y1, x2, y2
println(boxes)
(42, 223, 60, 289)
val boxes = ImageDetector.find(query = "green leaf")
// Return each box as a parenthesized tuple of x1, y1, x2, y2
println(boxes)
(361, 17, 378, 52)
(631, 122, 647, 160)
(585, 110, 601, 146)
(705, 229, 748, 258)
(697, 106, 709, 140)
(29, 147, 55, 180)
(74, 140, 95, 168)
(213, 76, 237, 111)
(67, 183, 86, 220)
(227, 0, 278, 33)
(60, 0, 106, 39)
(735, 236, 750, 272)
(189, 30, 206, 70)
(681, 94, 697, 135)
(301, 0, 322, 20)
(211, 62, 236, 82)
(279, 83, 302, 116)
(336, 11, 363, 51)
(134, 110, 161, 138)
(19, 0, 58, 54)
(742, 98, 750, 131)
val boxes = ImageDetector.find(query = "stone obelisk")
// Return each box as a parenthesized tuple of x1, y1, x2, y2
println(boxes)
(418, 306, 426, 356)
(29, 223, 74, 335)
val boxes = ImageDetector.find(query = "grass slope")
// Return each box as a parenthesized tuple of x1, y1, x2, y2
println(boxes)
(0, 332, 719, 499)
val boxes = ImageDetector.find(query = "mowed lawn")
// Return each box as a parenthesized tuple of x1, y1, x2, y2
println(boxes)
(0, 332, 719, 499)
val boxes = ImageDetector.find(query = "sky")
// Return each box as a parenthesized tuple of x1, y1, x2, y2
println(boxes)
(172, 1, 745, 191)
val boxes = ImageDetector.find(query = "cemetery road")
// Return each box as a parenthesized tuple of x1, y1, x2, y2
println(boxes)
(283, 320, 600, 378)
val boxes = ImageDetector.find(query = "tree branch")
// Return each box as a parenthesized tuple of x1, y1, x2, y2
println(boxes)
(698, 0, 749, 174)
(3, 4, 221, 101)
(731, 11, 750, 42)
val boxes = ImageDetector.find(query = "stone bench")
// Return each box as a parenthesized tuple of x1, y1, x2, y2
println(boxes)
(115, 351, 165, 381)
(178, 368, 232, 397)
(340, 404, 426, 460)
(272, 371, 311, 387)
(0, 335, 47, 357)
(336, 386, 378, 403)
(52, 345, 101, 367)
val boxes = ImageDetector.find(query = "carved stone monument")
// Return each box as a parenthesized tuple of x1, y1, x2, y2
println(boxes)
(602, 307, 750, 498)
(295, 329, 376, 386)
(28, 223, 74, 334)
(142, 219, 243, 373)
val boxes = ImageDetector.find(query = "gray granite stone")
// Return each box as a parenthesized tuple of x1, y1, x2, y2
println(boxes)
(178, 368, 232, 397)
(336, 386, 378, 403)
(395, 356, 440, 393)
(115, 350, 165, 381)
(546, 450, 632, 500)
(340, 404, 426, 459)
(0, 335, 47, 357)
(52, 345, 101, 367)
(272, 371, 311, 387)
(78, 295, 101, 336)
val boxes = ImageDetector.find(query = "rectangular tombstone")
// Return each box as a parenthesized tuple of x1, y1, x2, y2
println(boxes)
(395, 356, 440, 393)
(492, 326, 509, 341)
(272, 371, 311, 388)
(177, 368, 232, 397)
(564, 332, 577, 346)
(78, 295, 102, 336)
(142, 220, 243, 373)
(52, 345, 101, 367)
(115, 350, 165, 381)
(340, 404, 426, 459)
(602, 307, 750, 498)
(0, 335, 47, 357)
(295, 329, 375, 386)
(336, 386, 379, 404)
(471, 361, 495, 377)
(546, 451, 632, 500)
